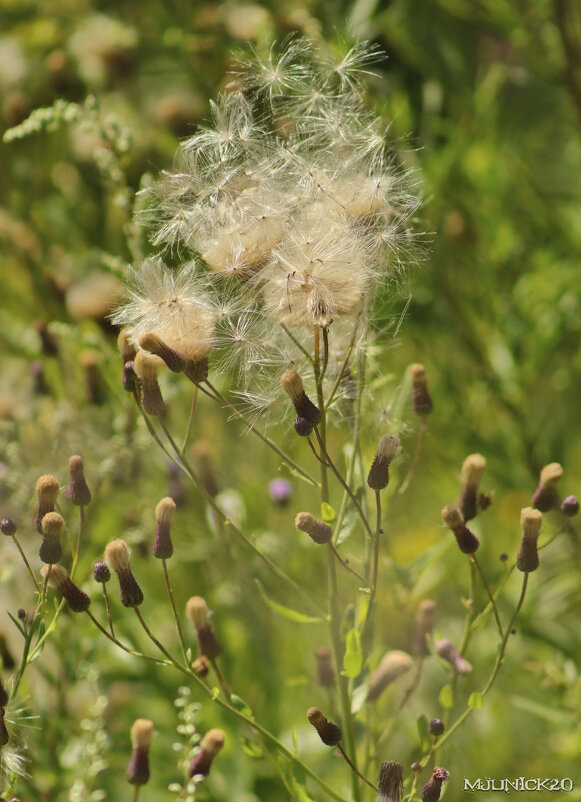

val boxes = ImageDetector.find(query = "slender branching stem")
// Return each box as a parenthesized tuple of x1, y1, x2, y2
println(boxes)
(162, 559, 188, 664)
(321, 326, 330, 382)
(209, 657, 232, 701)
(398, 416, 427, 495)
(470, 554, 503, 638)
(360, 490, 383, 646)
(329, 543, 370, 587)
(132, 785, 140, 802)
(11, 535, 40, 591)
(280, 323, 314, 363)
(85, 611, 165, 665)
(181, 384, 199, 453)
(313, 327, 329, 502)
(71, 505, 85, 579)
(460, 559, 477, 654)
(336, 744, 378, 792)
(102, 584, 115, 638)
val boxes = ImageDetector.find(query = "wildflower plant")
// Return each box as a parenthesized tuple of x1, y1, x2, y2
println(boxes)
(0, 33, 579, 802)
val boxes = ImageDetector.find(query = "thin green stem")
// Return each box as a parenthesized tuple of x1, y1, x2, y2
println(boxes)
(329, 543, 370, 587)
(398, 417, 427, 495)
(336, 744, 377, 792)
(11, 535, 39, 591)
(360, 491, 383, 647)
(313, 327, 329, 503)
(280, 323, 314, 363)
(470, 554, 503, 638)
(378, 658, 425, 746)
(102, 584, 115, 638)
(209, 656, 232, 701)
(134, 607, 178, 665)
(181, 385, 199, 453)
(132, 785, 140, 802)
(86, 611, 165, 665)
(162, 559, 188, 664)
(321, 326, 330, 382)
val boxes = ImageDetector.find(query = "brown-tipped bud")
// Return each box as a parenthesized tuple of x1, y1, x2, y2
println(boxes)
(367, 434, 401, 491)
(307, 707, 342, 746)
(411, 762, 421, 773)
(134, 351, 165, 416)
(123, 360, 138, 393)
(281, 370, 321, 425)
(41, 564, 91, 612)
(153, 497, 176, 559)
(192, 655, 210, 677)
(186, 597, 221, 658)
(188, 728, 225, 778)
(39, 511, 64, 564)
(441, 505, 479, 554)
(376, 760, 403, 802)
(0, 632, 15, 671)
(457, 454, 486, 522)
(66, 455, 92, 506)
(428, 718, 445, 736)
(435, 639, 472, 675)
(126, 718, 154, 786)
(367, 651, 414, 702)
(105, 540, 144, 607)
(0, 708, 8, 747)
(410, 364, 433, 416)
(295, 512, 332, 545)
(93, 561, 111, 583)
(414, 600, 437, 656)
(315, 647, 335, 687)
(517, 507, 542, 572)
(561, 496, 579, 517)
(34, 474, 60, 532)
(0, 678, 8, 708)
(421, 767, 450, 802)
(118, 329, 137, 364)
(532, 462, 563, 512)
(139, 333, 186, 374)
(294, 416, 313, 437)
(0, 518, 17, 537)
(79, 350, 106, 406)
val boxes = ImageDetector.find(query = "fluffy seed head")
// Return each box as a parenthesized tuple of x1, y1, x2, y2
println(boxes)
(306, 707, 343, 746)
(105, 539, 132, 573)
(294, 511, 332, 544)
(186, 596, 210, 630)
(130, 719, 154, 749)
(367, 651, 414, 702)
(376, 760, 403, 802)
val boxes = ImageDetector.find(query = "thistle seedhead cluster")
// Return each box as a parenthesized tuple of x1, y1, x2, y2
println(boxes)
(376, 760, 403, 802)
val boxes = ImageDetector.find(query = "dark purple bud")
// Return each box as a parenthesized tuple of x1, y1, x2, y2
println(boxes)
(307, 707, 342, 746)
(294, 416, 313, 437)
(93, 561, 111, 583)
(123, 361, 138, 393)
(561, 496, 579, 518)
(0, 518, 17, 537)
(441, 505, 479, 554)
(421, 767, 450, 802)
(428, 718, 445, 736)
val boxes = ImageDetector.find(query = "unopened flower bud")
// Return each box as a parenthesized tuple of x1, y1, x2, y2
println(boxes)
(126, 718, 154, 786)
(79, 350, 106, 406)
(560, 496, 579, 518)
(441, 505, 479, 554)
(532, 463, 563, 512)
(41, 564, 90, 612)
(139, 332, 186, 374)
(428, 718, 445, 736)
(435, 639, 472, 675)
(0, 708, 8, 747)
(66, 455, 92, 506)
(118, 329, 137, 364)
(517, 507, 542, 572)
(105, 539, 144, 607)
(0, 631, 15, 671)
(421, 767, 450, 802)
(31, 361, 50, 395)
(413, 600, 437, 656)
(0, 518, 17, 537)
(376, 760, 403, 802)
(192, 655, 210, 677)
(295, 512, 332, 544)
(411, 762, 422, 773)
(123, 360, 138, 393)
(367, 651, 414, 702)
(39, 511, 64, 564)
(34, 320, 59, 356)
(307, 707, 342, 746)
(188, 728, 225, 778)
(186, 596, 222, 658)
(314, 647, 335, 687)
(93, 561, 111, 583)
(34, 474, 60, 532)
(153, 497, 176, 559)
(410, 364, 433, 416)
(134, 351, 165, 416)
(281, 371, 321, 426)
(294, 416, 313, 437)
(367, 435, 401, 491)
(457, 454, 486, 522)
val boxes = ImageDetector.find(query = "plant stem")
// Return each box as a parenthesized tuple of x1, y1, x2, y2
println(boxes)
(102, 584, 115, 638)
(209, 656, 232, 701)
(470, 554, 503, 637)
(329, 543, 370, 587)
(337, 744, 378, 792)
(11, 535, 39, 591)
(313, 327, 329, 503)
(360, 490, 383, 647)
(398, 417, 427, 495)
(182, 384, 198, 453)
(162, 559, 189, 664)
(85, 610, 165, 665)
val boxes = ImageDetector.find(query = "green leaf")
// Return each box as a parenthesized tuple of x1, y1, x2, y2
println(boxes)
(239, 736, 263, 758)
(211, 687, 220, 700)
(439, 684, 454, 709)
(230, 694, 253, 717)
(321, 502, 336, 523)
(292, 727, 298, 754)
(291, 781, 317, 802)
(343, 629, 363, 678)
(255, 580, 323, 624)
(417, 713, 430, 745)
(468, 691, 483, 710)
(357, 594, 370, 627)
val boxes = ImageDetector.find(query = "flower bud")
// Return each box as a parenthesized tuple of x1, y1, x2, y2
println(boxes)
(188, 728, 225, 778)
(281, 371, 321, 426)
(153, 497, 176, 559)
(306, 707, 342, 746)
(41, 564, 90, 612)
(126, 718, 154, 786)
(435, 639, 472, 675)
(31, 360, 51, 395)
(410, 364, 433, 416)
(139, 332, 187, 374)
(560, 496, 579, 518)
(79, 350, 106, 406)
(295, 512, 332, 544)
(105, 539, 144, 607)
(192, 442, 219, 498)
(517, 507, 542, 573)
(428, 718, 445, 736)
(367, 651, 414, 702)
(413, 600, 437, 656)
(39, 511, 64, 564)
(421, 767, 450, 802)
(532, 462, 563, 512)
(294, 416, 313, 437)
(0, 708, 8, 747)
(118, 329, 137, 364)
(93, 561, 111, 583)
(457, 454, 486, 522)
(314, 647, 335, 687)
(123, 360, 138, 393)
(34, 474, 60, 533)
(66, 455, 92, 506)
(376, 760, 403, 802)
(367, 435, 401, 491)
(186, 596, 222, 659)
(192, 655, 210, 677)
(441, 505, 479, 554)
(0, 518, 17, 537)
(134, 351, 165, 416)
(34, 320, 59, 356)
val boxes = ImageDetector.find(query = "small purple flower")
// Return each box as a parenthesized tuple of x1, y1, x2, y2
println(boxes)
(269, 478, 292, 507)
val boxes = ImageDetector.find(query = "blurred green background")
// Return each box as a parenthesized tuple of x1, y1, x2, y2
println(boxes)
(1, 1, 580, 800)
